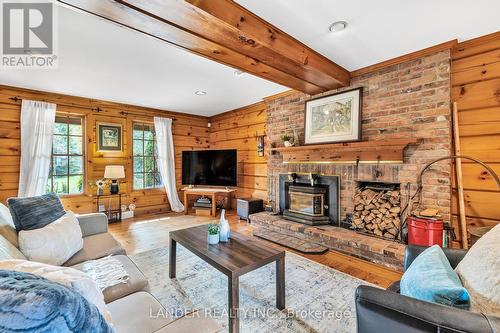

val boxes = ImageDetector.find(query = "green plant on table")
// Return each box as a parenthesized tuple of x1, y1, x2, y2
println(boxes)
(281, 134, 292, 142)
(208, 223, 220, 235)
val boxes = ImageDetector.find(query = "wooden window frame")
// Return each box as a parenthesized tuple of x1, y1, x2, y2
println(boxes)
(47, 114, 85, 196)
(132, 122, 162, 191)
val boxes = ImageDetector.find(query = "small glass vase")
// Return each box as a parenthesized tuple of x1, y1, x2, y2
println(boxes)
(219, 209, 230, 242)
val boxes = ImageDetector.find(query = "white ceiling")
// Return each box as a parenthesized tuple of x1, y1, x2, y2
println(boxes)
(0, 4, 287, 117)
(1, 2, 498, 116)
(237, 0, 500, 70)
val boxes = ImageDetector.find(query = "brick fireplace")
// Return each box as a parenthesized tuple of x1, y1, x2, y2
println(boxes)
(253, 50, 452, 270)
(266, 50, 452, 225)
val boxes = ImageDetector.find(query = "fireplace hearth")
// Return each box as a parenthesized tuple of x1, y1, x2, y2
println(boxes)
(279, 173, 339, 225)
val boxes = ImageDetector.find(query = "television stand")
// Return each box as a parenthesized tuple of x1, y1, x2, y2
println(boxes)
(182, 187, 236, 217)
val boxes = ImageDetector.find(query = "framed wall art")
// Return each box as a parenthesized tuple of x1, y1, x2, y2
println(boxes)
(304, 87, 363, 144)
(97, 122, 123, 152)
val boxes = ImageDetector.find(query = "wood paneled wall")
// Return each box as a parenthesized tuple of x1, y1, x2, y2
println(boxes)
(209, 102, 268, 207)
(0, 85, 209, 216)
(452, 32, 500, 241)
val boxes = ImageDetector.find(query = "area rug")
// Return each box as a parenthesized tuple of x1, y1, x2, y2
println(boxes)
(130, 246, 375, 333)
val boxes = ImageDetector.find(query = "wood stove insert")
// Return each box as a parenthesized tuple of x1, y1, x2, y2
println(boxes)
(279, 173, 339, 226)
(284, 185, 330, 225)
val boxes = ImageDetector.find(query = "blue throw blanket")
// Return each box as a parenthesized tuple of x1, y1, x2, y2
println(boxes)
(0, 270, 113, 332)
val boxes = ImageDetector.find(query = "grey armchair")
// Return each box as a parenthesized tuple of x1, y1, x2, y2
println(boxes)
(355, 245, 500, 333)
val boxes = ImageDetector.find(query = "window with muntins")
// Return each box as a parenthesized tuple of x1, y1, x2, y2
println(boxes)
(133, 123, 162, 190)
(47, 115, 85, 195)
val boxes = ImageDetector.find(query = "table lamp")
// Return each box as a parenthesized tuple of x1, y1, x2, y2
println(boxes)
(104, 165, 125, 194)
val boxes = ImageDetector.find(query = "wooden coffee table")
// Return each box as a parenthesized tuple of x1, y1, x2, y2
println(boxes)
(169, 225, 286, 333)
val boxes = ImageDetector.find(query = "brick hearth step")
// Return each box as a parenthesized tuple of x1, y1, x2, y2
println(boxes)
(253, 229, 328, 254)
(250, 212, 405, 271)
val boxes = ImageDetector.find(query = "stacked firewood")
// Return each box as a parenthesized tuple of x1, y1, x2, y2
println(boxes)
(351, 188, 401, 239)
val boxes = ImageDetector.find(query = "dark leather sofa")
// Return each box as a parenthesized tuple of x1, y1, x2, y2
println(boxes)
(355, 245, 500, 333)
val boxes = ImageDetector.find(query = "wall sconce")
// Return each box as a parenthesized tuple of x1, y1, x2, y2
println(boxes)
(257, 135, 265, 157)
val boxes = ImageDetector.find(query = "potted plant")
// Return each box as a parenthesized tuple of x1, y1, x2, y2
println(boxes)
(207, 223, 220, 245)
(281, 134, 294, 147)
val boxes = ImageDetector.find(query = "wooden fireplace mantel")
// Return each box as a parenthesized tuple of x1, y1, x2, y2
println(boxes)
(269, 139, 420, 164)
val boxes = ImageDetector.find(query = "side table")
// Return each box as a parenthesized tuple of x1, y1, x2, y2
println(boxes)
(95, 193, 122, 223)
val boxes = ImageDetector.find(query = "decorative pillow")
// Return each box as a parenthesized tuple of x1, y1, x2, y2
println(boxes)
(401, 245, 470, 309)
(0, 269, 113, 332)
(0, 259, 112, 323)
(456, 224, 500, 315)
(7, 192, 65, 231)
(0, 203, 18, 248)
(0, 235, 25, 260)
(18, 211, 83, 266)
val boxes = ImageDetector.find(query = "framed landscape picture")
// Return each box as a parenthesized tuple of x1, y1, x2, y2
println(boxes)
(304, 87, 363, 144)
(97, 122, 123, 152)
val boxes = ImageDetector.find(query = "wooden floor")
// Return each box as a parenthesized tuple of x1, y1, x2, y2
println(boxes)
(109, 210, 402, 288)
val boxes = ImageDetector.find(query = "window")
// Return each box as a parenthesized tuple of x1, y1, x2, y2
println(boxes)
(133, 123, 162, 190)
(46, 115, 85, 195)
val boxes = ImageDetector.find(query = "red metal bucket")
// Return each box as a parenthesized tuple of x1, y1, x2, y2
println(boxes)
(408, 216, 443, 247)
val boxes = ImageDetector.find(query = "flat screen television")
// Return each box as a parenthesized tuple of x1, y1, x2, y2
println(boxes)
(182, 149, 237, 186)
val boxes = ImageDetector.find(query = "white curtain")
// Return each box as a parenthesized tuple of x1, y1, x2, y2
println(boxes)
(154, 117, 184, 212)
(18, 100, 57, 197)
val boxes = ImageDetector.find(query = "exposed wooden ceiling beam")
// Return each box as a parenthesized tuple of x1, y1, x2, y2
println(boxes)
(118, 0, 350, 90)
(186, 0, 350, 88)
(59, 0, 349, 94)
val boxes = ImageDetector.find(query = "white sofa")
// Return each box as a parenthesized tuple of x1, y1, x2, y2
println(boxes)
(0, 212, 221, 333)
